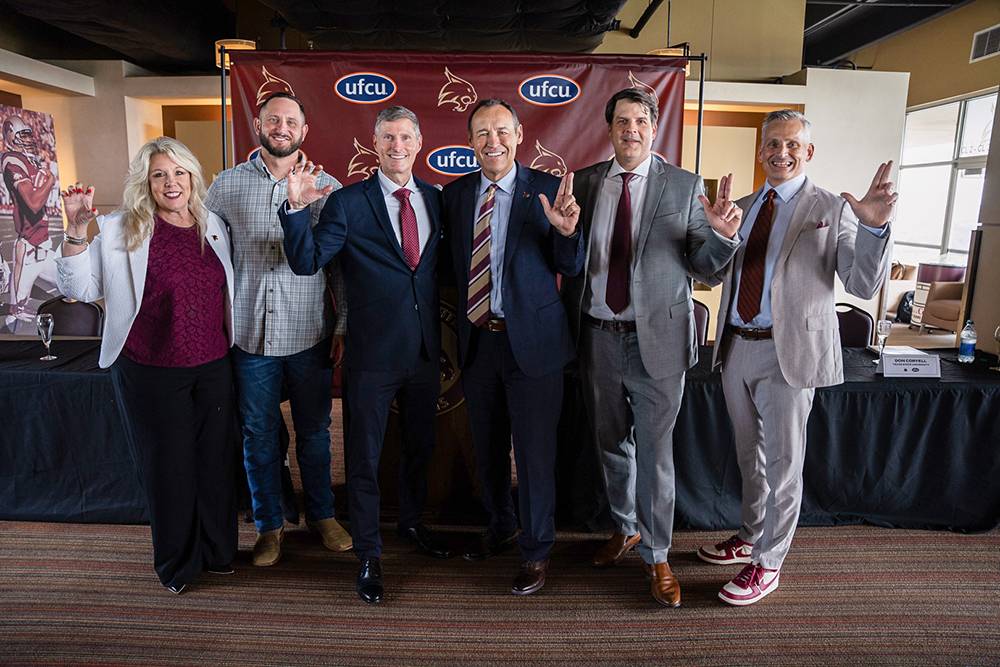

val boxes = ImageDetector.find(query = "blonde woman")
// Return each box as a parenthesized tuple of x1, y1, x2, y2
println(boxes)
(57, 137, 237, 594)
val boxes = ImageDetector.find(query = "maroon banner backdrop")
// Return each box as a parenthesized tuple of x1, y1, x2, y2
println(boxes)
(229, 51, 687, 186)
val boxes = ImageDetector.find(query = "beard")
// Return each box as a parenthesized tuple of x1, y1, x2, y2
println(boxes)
(258, 130, 302, 158)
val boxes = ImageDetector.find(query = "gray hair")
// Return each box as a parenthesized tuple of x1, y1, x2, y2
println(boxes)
(374, 105, 421, 137)
(762, 109, 812, 142)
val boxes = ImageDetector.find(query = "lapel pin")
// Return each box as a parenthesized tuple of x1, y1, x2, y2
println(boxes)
(211, 234, 219, 241)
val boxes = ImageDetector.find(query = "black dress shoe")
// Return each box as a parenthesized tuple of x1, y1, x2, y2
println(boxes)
(462, 530, 518, 562)
(356, 558, 383, 604)
(399, 524, 453, 559)
(165, 583, 186, 595)
(511, 559, 548, 596)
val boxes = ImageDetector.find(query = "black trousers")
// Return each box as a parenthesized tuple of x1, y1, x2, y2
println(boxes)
(343, 354, 439, 559)
(111, 353, 237, 588)
(461, 328, 562, 562)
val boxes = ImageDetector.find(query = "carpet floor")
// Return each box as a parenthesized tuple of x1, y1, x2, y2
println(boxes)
(2, 520, 998, 666)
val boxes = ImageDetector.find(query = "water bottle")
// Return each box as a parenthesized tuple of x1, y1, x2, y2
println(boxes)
(958, 320, 977, 363)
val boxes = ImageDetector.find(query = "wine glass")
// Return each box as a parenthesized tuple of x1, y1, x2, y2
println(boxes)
(991, 325, 1000, 372)
(874, 318, 892, 366)
(36, 313, 57, 361)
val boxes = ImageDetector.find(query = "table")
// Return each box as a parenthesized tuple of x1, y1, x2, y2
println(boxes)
(0, 339, 146, 523)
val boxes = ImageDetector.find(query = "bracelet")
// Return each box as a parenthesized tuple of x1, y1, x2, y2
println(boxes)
(64, 235, 88, 246)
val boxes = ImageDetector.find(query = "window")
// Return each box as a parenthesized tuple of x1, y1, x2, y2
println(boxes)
(896, 92, 995, 265)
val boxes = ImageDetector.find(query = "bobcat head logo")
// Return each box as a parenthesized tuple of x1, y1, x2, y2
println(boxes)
(437, 67, 478, 112)
(627, 71, 658, 97)
(529, 140, 567, 177)
(256, 66, 295, 107)
(347, 138, 379, 179)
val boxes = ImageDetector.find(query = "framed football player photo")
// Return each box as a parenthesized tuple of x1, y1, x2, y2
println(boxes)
(0, 105, 64, 334)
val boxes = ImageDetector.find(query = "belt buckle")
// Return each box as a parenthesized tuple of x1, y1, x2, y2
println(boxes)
(743, 327, 766, 340)
(486, 318, 504, 332)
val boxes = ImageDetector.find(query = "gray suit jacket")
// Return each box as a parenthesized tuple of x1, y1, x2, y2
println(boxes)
(710, 177, 892, 388)
(563, 157, 740, 379)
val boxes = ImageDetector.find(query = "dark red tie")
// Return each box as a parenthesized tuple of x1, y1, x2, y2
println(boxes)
(736, 189, 777, 323)
(393, 187, 420, 270)
(606, 172, 635, 314)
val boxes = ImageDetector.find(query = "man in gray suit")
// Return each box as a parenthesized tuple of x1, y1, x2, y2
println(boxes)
(698, 109, 894, 606)
(559, 88, 742, 607)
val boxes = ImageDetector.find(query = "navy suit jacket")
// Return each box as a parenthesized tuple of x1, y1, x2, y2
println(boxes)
(279, 174, 442, 372)
(442, 163, 584, 378)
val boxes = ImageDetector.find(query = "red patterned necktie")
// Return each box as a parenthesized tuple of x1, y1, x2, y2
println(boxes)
(736, 189, 777, 323)
(606, 172, 635, 314)
(393, 187, 420, 270)
(467, 184, 497, 327)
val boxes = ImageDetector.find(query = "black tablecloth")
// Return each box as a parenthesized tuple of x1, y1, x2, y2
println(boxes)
(0, 340, 146, 523)
(3, 341, 999, 531)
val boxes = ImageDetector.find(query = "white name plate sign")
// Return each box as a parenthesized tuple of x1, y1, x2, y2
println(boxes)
(877, 346, 941, 378)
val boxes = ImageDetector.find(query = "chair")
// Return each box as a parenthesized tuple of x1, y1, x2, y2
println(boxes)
(835, 303, 874, 347)
(36, 296, 105, 336)
(692, 299, 710, 346)
(920, 281, 964, 333)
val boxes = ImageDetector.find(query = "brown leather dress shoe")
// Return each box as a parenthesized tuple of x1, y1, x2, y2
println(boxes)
(511, 559, 549, 596)
(649, 562, 681, 607)
(592, 532, 642, 567)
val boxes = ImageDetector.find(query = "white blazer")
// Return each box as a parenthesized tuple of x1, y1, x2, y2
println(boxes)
(55, 210, 236, 369)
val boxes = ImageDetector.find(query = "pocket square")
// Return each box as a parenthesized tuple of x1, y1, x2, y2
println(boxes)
(814, 221, 830, 229)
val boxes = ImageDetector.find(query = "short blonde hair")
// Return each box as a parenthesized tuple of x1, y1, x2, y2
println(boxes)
(120, 137, 208, 251)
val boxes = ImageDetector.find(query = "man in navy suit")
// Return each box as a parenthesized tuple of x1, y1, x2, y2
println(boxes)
(443, 98, 584, 596)
(279, 106, 452, 605)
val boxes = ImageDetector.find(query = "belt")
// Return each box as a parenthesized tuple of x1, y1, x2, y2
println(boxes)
(482, 318, 506, 332)
(726, 324, 773, 340)
(583, 314, 637, 333)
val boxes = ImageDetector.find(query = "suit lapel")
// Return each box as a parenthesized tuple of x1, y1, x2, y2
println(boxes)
(776, 178, 818, 269)
(634, 157, 666, 266)
(414, 178, 440, 271)
(459, 176, 478, 280)
(581, 162, 610, 272)
(502, 164, 529, 276)
(127, 224, 150, 312)
(363, 175, 408, 266)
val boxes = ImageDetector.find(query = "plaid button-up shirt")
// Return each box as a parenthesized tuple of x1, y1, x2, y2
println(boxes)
(206, 154, 346, 357)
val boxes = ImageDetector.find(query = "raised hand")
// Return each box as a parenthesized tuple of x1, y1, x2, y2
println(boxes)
(697, 173, 742, 239)
(60, 183, 97, 234)
(287, 160, 335, 209)
(842, 160, 897, 228)
(538, 171, 580, 237)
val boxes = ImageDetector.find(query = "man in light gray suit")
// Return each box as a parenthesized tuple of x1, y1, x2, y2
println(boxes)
(698, 109, 894, 606)
(559, 88, 742, 607)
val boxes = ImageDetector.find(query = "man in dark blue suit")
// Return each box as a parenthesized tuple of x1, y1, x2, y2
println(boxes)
(443, 98, 584, 595)
(279, 106, 452, 605)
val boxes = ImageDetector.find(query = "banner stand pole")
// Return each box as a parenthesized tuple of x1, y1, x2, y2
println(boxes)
(220, 46, 228, 172)
(696, 52, 706, 175)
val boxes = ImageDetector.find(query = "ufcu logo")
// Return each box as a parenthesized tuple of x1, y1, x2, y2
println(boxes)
(427, 146, 479, 176)
(518, 75, 581, 107)
(334, 72, 397, 104)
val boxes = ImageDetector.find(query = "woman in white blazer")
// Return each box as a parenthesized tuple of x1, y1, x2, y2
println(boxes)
(56, 137, 237, 595)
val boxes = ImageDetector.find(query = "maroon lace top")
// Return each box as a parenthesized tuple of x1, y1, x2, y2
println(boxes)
(122, 216, 228, 367)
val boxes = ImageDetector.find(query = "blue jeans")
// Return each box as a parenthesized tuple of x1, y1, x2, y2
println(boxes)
(232, 339, 334, 533)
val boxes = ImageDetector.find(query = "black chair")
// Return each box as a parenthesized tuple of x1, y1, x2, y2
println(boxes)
(36, 296, 105, 337)
(693, 299, 710, 346)
(835, 302, 874, 347)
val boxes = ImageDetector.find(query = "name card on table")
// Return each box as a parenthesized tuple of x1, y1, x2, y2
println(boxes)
(876, 346, 941, 378)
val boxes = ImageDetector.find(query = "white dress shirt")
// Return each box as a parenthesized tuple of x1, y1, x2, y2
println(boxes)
(377, 169, 432, 254)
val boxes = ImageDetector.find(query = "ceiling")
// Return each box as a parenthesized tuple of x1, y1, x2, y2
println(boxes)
(0, 0, 974, 75)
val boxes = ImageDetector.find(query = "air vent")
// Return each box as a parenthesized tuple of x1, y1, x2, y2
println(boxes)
(970, 23, 1000, 63)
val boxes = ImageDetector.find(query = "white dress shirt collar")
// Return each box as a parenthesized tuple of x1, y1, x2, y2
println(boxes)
(377, 169, 418, 197)
(764, 173, 807, 203)
(479, 164, 518, 196)
(607, 154, 653, 180)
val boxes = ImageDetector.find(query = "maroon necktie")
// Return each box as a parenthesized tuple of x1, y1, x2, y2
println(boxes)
(736, 189, 777, 323)
(393, 187, 420, 270)
(606, 172, 635, 314)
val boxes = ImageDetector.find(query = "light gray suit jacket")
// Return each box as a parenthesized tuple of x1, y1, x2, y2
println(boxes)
(563, 157, 740, 380)
(710, 177, 892, 388)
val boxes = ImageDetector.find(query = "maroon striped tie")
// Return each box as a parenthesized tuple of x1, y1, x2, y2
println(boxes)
(736, 189, 777, 323)
(467, 184, 497, 327)
(393, 187, 420, 270)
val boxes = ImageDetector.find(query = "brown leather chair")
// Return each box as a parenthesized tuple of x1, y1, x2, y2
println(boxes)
(835, 303, 874, 347)
(920, 281, 964, 334)
(693, 299, 709, 346)
(36, 296, 104, 337)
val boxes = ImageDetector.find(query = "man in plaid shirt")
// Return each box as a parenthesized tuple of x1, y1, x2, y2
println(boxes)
(206, 92, 350, 566)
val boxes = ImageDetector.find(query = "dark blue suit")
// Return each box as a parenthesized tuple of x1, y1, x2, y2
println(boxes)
(280, 174, 442, 559)
(443, 163, 583, 561)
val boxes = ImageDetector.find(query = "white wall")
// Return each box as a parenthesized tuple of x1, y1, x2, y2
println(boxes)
(124, 96, 164, 160)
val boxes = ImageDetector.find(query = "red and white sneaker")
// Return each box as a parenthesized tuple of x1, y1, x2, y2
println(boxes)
(718, 563, 779, 606)
(697, 535, 753, 565)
